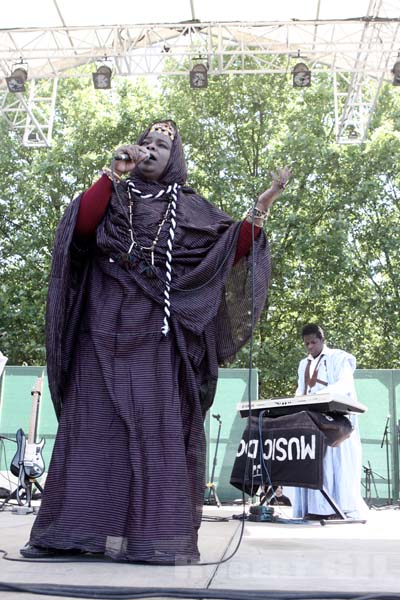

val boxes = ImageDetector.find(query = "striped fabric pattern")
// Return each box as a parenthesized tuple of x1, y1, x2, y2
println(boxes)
(35, 122, 271, 564)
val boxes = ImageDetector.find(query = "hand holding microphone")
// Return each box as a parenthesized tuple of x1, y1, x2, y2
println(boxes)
(112, 144, 150, 174)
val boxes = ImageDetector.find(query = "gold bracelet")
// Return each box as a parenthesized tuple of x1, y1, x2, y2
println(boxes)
(101, 166, 122, 182)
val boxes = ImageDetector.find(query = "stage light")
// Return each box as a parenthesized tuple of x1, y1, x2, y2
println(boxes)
(27, 131, 40, 143)
(92, 65, 112, 90)
(391, 59, 400, 86)
(346, 124, 359, 139)
(6, 67, 28, 93)
(292, 63, 311, 88)
(190, 63, 208, 89)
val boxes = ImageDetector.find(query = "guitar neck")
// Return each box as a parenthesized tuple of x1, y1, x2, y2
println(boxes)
(28, 374, 44, 444)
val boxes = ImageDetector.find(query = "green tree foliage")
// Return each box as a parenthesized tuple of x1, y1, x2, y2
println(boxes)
(159, 68, 400, 394)
(0, 67, 399, 399)
(0, 77, 162, 363)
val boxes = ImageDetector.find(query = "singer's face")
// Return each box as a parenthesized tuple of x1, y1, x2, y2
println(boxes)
(136, 131, 173, 181)
(303, 334, 324, 358)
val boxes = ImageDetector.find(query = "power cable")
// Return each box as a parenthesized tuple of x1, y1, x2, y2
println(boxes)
(0, 580, 398, 600)
(0, 438, 15, 511)
(199, 199, 266, 567)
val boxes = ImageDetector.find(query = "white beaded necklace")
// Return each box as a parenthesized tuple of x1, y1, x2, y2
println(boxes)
(126, 180, 179, 335)
(127, 190, 173, 266)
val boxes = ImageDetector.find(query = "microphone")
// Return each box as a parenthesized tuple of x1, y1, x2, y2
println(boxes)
(114, 150, 150, 161)
(212, 414, 221, 420)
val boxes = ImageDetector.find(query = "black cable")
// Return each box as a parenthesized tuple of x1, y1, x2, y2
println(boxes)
(258, 409, 274, 489)
(0, 435, 17, 443)
(0, 548, 115, 565)
(0, 439, 14, 511)
(0, 496, 12, 511)
(200, 200, 280, 565)
(197, 201, 265, 568)
(0, 581, 398, 600)
(241, 201, 268, 499)
(201, 516, 230, 522)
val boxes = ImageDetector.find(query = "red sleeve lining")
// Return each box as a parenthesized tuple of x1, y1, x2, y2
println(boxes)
(234, 220, 261, 264)
(74, 174, 113, 237)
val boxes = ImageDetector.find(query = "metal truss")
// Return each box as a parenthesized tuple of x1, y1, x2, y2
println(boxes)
(1, 79, 58, 147)
(332, 0, 400, 143)
(1, 11, 399, 145)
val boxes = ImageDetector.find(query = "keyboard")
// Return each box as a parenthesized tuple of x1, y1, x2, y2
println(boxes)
(237, 393, 368, 418)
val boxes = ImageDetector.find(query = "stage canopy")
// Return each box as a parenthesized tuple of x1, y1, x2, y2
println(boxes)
(1, 0, 399, 145)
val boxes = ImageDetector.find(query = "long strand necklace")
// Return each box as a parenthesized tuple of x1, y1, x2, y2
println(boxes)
(127, 197, 172, 266)
(120, 180, 179, 335)
(127, 185, 173, 267)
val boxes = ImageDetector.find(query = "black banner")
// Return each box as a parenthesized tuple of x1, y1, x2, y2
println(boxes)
(230, 411, 326, 496)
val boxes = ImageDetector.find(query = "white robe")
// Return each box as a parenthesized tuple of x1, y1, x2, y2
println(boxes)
(0, 351, 7, 378)
(288, 346, 368, 519)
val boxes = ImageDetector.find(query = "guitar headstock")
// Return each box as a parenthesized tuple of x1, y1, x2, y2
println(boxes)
(28, 372, 45, 444)
(31, 374, 44, 396)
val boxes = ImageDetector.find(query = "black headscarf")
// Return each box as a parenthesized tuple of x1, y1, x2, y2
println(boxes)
(129, 119, 188, 190)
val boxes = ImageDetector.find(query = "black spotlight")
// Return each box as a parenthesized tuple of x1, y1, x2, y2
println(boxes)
(190, 63, 208, 89)
(92, 65, 112, 90)
(6, 67, 28, 93)
(292, 62, 311, 88)
(391, 60, 400, 86)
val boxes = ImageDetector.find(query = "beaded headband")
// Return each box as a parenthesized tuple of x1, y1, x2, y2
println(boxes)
(149, 122, 176, 140)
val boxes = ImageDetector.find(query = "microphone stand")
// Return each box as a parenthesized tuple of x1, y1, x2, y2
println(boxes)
(362, 460, 380, 507)
(204, 414, 222, 507)
(380, 416, 392, 504)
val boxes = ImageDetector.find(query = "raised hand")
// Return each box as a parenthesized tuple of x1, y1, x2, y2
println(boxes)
(254, 165, 292, 214)
(270, 165, 292, 192)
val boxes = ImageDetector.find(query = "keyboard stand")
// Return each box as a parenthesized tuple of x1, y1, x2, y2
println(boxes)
(319, 487, 367, 526)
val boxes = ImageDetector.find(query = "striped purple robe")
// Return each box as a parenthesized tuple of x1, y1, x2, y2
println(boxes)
(29, 128, 270, 564)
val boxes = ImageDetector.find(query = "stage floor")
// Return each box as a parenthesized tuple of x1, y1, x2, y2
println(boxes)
(0, 501, 399, 599)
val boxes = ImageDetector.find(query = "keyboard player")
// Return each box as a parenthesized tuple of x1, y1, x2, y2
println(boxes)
(285, 323, 368, 520)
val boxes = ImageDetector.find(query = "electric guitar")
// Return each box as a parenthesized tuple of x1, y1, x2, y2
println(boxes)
(10, 374, 46, 504)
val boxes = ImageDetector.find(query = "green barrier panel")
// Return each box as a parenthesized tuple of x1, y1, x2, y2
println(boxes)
(355, 370, 399, 504)
(0, 366, 399, 504)
(394, 371, 400, 502)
